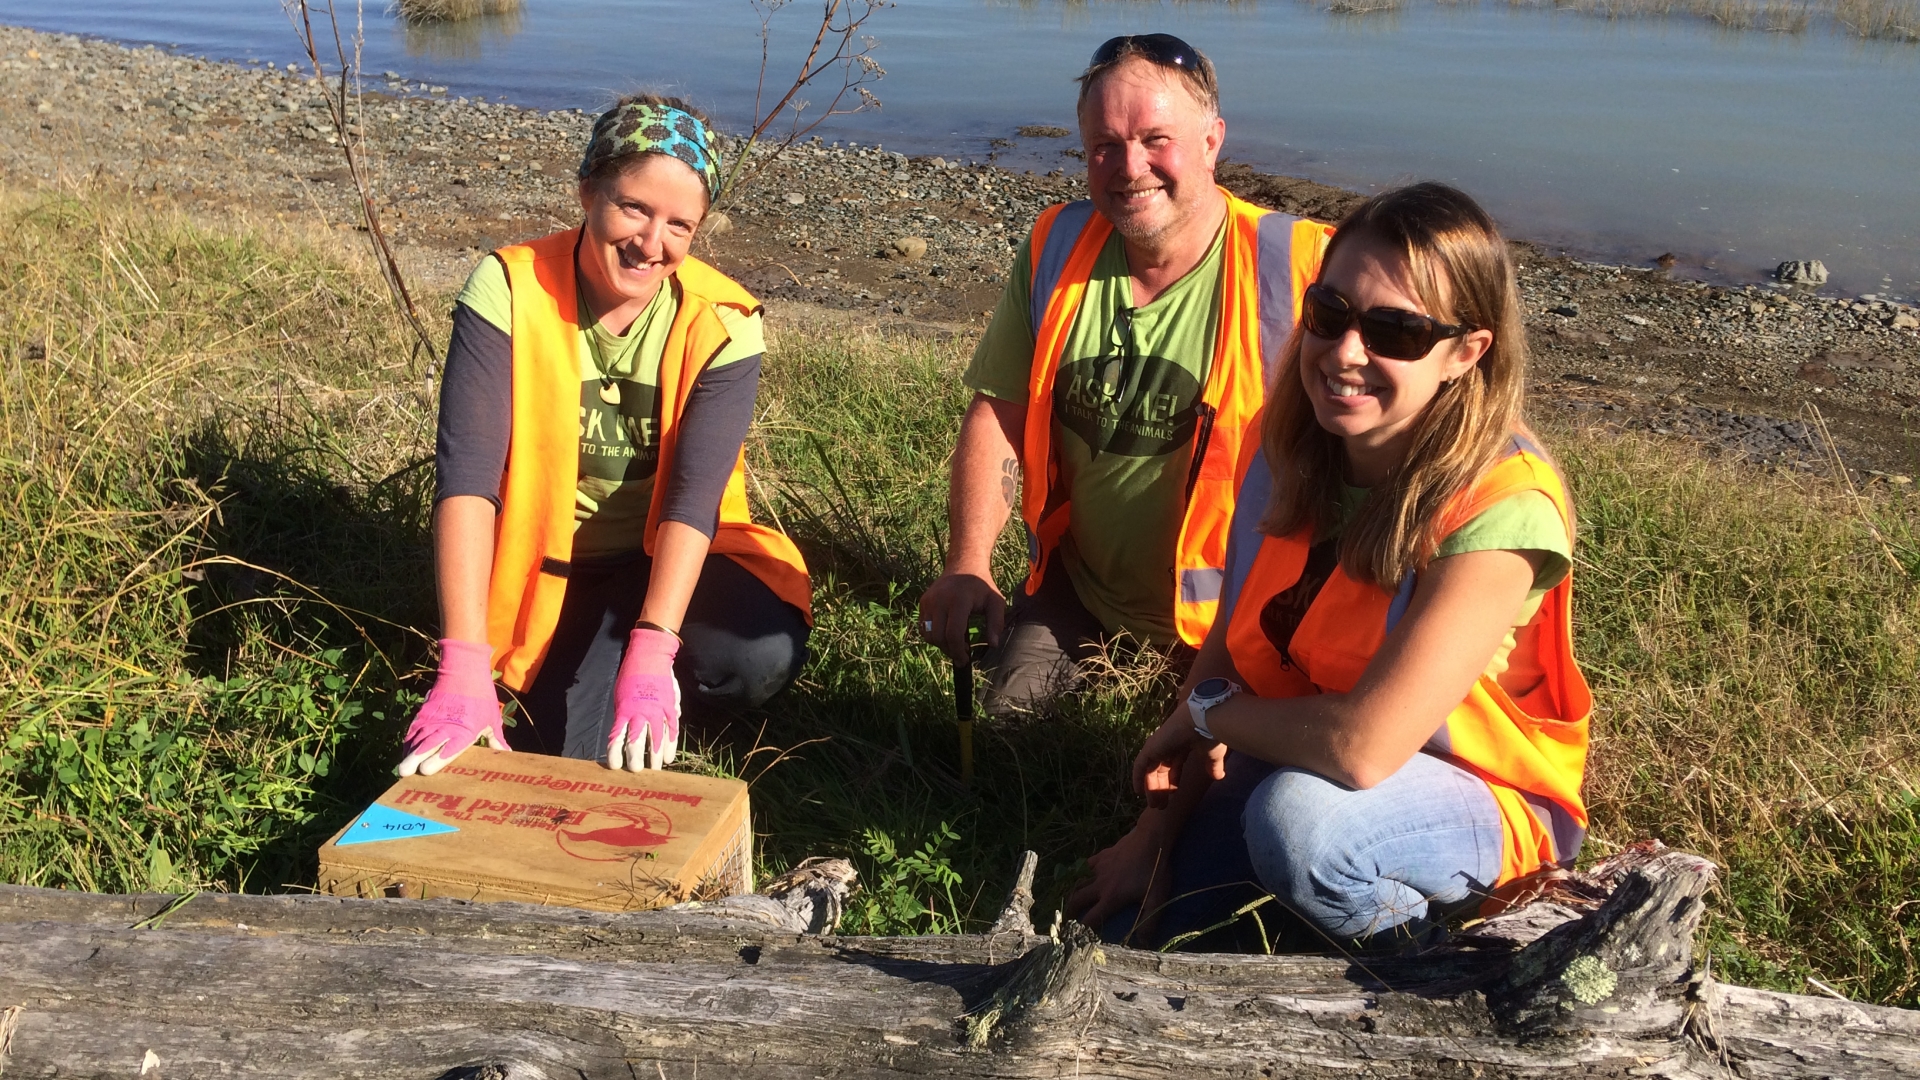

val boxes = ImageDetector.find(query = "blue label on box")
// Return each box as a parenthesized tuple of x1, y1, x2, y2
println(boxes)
(333, 802, 460, 846)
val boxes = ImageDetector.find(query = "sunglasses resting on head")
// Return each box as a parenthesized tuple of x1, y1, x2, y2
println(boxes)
(1088, 32, 1206, 70)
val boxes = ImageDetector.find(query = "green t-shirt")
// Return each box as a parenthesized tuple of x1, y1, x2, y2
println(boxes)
(1437, 488, 1571, 690)
(1332, 485, 1571, 595)
(1434, 490, 1571, 596)
(1333, 484, 1571, 690)
(965, 223, 1228, 645)
(1249, 484, 1572, 693)
(457, 255, 763, 558)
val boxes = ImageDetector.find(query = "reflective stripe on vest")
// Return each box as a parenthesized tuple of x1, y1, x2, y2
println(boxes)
(487, 228, 812, 691)
(1028, 201, 1097, 333)
(1019, 191, 1333, 646)
(1221, 437, 1592, 885)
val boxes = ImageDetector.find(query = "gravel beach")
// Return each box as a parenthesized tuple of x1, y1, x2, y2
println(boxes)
(4, 24, 1917, 478)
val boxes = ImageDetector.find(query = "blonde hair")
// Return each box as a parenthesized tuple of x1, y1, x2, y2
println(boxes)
(1260, 182, 1533, 588)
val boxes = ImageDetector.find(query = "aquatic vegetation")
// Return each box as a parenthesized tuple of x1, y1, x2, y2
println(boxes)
(1312, 0, 1915, 40)
(1834, 0, 1920, 39)
(389, 0, 523, 24)
(399, 7, 525, 59)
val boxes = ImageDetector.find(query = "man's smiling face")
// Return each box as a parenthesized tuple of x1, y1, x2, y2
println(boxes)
(1077, 56, 1225, 249)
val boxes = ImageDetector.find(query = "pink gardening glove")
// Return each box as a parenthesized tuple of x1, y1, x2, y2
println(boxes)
(396, 639, 507, 776)
(609, 626, 681, 771)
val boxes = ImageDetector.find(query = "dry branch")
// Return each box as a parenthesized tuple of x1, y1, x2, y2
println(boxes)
(284, 0, 439, 369)
(716, 0, 891, 207)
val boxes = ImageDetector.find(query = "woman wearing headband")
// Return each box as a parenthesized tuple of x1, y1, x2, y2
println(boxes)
(397, 94, 812, 776)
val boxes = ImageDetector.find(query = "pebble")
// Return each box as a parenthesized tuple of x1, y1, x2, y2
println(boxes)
(1775, 259, 1830, 286)
(1640, 407, 1824, 466)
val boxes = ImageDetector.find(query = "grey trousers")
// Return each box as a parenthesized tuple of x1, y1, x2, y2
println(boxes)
(979, 558, 1193, 717)
(517, 550, 810, 759)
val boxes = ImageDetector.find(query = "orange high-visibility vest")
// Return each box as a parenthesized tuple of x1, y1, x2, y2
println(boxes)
(1221, 435, 1592, 885)
(1020, 190, 1333, 646)
(486, 228, 812, 691)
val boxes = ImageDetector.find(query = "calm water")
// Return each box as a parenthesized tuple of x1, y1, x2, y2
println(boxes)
(4, 0, 1917, 296)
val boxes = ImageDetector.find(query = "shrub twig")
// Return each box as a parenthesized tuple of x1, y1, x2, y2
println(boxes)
(715, 0, 892, 208)
(284, 0, 439, 371)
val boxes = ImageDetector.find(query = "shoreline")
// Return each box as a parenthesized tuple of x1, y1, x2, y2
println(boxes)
(3, 23, 1917, 476)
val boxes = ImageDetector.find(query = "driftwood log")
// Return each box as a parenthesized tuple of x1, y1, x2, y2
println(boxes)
(1, 847, 1916, 1079)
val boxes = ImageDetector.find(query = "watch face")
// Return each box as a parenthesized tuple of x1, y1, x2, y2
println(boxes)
(1193, 677, 1232, 701)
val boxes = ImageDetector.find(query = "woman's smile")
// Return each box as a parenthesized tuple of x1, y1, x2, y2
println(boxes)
(1321, 374, 1380, 402)
(615, 242, 664, 279)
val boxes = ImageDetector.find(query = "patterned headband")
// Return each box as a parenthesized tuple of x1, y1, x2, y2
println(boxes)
(578, 102, 721, 199)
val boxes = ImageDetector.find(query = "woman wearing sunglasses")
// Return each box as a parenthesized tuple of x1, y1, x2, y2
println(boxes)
(1068, 182, 1591, 950)
(395, 95, 812, 778)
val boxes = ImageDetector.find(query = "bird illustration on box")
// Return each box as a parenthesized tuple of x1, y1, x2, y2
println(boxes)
(556, 802, 675, 861)
(562, 820, 672, 848)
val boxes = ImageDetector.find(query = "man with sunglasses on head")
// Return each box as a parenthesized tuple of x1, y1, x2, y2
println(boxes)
(918, 34, 1333, 714)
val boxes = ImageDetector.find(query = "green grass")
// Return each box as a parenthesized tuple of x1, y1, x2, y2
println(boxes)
(0, 189, 437, 892)
(2, 188, 1917, 1004)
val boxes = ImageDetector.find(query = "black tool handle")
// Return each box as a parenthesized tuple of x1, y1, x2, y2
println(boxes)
(954, 651, 973, 723)
(954, 630, 976, 785)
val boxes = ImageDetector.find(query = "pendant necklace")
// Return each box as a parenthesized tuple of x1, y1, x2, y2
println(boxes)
(580, 290, 623, 406)
(572, 239, 625, 407)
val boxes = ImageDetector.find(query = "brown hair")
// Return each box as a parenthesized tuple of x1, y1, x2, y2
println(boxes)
(1260, 181, 1534, 588)
(580, 93, 714, 196)
(1075, 41, 1219, 117)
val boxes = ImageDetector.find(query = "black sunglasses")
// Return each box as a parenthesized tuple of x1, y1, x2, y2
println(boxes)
(1301, 282, 1471, 361)
(1089, 33, 1205, 72)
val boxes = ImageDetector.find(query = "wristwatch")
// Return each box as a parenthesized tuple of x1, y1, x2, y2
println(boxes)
(1186, 677, 1240, 742)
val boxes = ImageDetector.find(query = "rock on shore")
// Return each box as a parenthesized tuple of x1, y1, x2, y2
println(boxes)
(2, 23, 1916, 476)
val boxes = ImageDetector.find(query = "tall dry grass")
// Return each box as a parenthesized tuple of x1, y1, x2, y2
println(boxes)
(1556, 427, 1920, 1001)
(1834, 0, 1920, 38)
(0, 187, 441, 891)
(400, 8, 525, 59)
(2, 185, 1918, 998)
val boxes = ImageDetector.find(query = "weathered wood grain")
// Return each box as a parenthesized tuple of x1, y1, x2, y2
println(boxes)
(1, 851, 1915, 1079)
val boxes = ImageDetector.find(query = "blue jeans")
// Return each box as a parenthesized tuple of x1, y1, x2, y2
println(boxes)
(1103, 750, 1504, 951)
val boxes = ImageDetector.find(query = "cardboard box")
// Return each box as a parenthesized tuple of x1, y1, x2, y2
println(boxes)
(317, 747, 751, 911)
